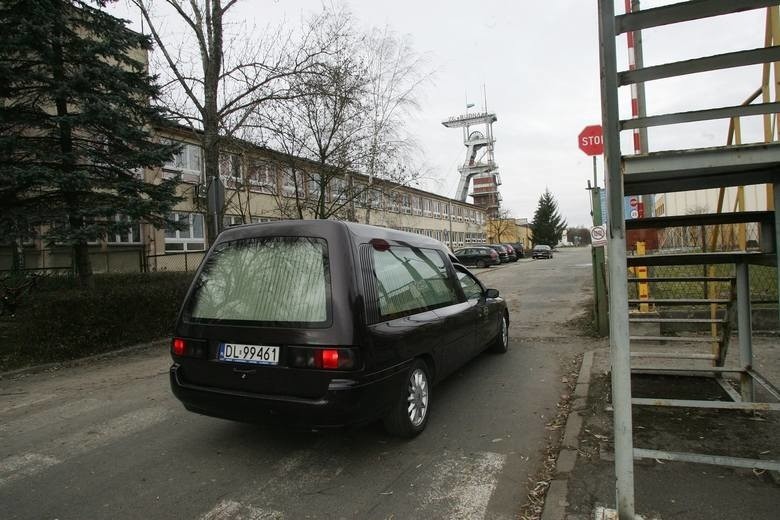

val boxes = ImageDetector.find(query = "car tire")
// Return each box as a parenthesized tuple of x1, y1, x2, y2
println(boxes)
(383, 359, 431, 438)
(489, 312, 509, 354)
(476, 259, 486, 268)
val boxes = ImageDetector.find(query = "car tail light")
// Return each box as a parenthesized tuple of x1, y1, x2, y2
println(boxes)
(320, 349, 340, 369)
(172, 337, 187, 356)
(289, 346, 358, 370)
(171, 337, 206, 358)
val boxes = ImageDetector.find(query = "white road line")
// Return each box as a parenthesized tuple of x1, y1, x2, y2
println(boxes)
(0, 453, 61, 487)
(422, 451, 507, 519)
(0, 393, 57, 414)
(198, 500, 284, 520)
(195, 449, 320, 520)
(0, 406, 167, 488)
(0, 397, 105, 434)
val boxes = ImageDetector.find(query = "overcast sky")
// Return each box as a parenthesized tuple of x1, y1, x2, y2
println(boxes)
(110, 1, 768, 227)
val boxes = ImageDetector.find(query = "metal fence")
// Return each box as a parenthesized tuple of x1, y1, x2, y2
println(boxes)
(655, 223, 763, 253)
(0, 247, 144, 275)
(628, 264, 777, 303)
(145, 251, 206, 273)
(627, 221, 776, 302)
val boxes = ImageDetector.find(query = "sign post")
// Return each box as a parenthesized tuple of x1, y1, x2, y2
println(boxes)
(580, 124, 608, 336)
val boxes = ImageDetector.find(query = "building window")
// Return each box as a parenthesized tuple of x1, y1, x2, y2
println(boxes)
(402, 194, 412, 214)
(412, 196, 422, 215)
(368, 189, 383, 208)
(282, 168, 305, 198)
(163, 140, 202, 178)
(219, 154, 242, 185)
(106, 215, 141, 244)
(224, 215, 248, 228)
(331, 177, 347, 202)
(165, 212, 205, 252)
(423, 198, 432, 216)
(388, 192, 401, 212)
(247, 160, 276, 193)
(305, 174, 332, 202)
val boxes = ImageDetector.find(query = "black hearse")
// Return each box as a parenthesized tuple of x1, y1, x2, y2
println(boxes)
(170, 220, 508, 437)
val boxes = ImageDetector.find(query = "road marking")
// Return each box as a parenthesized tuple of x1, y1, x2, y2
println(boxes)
(0, 453, 61, 487)
(422, 451, 507, 519)
(0, 406, 167, 488)
(0, 393, 57, 414)
(0, 397, 105, 434)
(195, 448, 319, 520)
(198, 500, 284, 520)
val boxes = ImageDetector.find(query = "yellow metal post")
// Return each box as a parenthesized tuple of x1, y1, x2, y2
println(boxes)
(635, 241, 649, 313)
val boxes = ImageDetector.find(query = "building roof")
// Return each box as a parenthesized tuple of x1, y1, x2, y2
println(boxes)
(154, 120, 483, 211)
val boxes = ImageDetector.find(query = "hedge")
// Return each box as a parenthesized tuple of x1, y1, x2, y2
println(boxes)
(0, 272, 193, 371)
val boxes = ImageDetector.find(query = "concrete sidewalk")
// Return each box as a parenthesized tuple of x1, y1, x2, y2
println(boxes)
(544, 336, 780, 520)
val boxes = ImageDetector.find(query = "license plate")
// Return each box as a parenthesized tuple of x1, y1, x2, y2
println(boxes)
(218, 343, 279, 365)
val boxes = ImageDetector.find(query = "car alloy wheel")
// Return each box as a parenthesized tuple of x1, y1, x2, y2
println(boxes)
(407, 367, 429, 427)
(383, 359, 431, 437)
(489, 313, 509, 354)
(477, 259, 486, 268)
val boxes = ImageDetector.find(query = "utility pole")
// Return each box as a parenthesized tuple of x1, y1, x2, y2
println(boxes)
(589, 171, 609, 336)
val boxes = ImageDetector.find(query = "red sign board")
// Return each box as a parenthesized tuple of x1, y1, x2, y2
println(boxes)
(578, 125, 604, 156)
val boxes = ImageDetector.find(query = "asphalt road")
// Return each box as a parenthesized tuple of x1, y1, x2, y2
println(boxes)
(0, 247, 598, 520)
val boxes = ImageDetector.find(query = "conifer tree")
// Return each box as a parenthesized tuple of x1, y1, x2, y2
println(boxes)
(531, 189, 567, 247)
(0, 0, 180, 286)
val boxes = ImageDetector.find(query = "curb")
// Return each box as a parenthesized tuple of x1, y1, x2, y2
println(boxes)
(541, 350, 595, 520)
(0, 338, 169, 380)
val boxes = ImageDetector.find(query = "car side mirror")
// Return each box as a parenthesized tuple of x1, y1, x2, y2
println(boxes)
(485, 288, 499, 298)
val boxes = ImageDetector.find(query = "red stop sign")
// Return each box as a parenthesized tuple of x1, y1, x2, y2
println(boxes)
(578, 125, 604, 156)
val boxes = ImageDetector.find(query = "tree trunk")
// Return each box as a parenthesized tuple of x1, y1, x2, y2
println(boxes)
(73, 240, 94, 289)
(202, 2, 225, 246)
(52, 3, 93, 288)
(11, 237, 24, 273)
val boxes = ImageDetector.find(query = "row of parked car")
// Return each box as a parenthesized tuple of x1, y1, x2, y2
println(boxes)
(453, 243, 556, 267)
(452, 243, 524, 267)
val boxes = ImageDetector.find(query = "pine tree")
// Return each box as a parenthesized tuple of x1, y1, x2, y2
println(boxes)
(0, 0, 181, 286)
(531, 189, 567, 247)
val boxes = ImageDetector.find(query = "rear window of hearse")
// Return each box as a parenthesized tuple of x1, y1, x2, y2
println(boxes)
(187, 236, 331, 326)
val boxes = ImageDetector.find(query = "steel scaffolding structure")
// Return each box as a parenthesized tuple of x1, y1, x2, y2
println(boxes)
(441, 111, 502, 217)
(597, 1, 780, 517)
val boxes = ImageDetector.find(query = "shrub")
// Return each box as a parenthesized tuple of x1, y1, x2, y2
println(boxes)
(0, 272, 193, 371)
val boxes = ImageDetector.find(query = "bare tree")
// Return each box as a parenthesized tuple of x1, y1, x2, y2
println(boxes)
(487, 209, 515, 244)
(254, 12, 431, 222)
(130, 0, 334, 243)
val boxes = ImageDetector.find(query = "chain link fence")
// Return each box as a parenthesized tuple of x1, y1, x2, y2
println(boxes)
(145, 251, 206, 272)
(627, 223, 777, 303)
(628, 264, 776, 302)
(0, 247, 144, 275)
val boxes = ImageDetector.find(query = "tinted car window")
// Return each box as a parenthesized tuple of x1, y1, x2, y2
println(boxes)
(186, 236, 330, 326)
(456, 270, 482, 300)
(372, 246, 457, 318)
